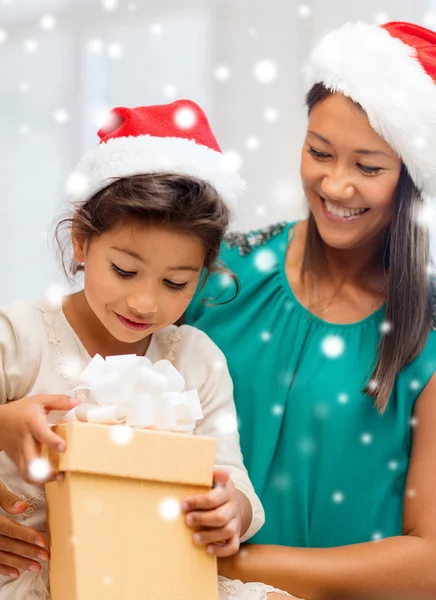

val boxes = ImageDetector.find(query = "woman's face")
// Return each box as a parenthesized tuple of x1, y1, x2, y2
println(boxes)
(300, 93, 402, 251)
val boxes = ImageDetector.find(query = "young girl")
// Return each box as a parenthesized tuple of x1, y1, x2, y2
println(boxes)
(0, 100, 293, 599)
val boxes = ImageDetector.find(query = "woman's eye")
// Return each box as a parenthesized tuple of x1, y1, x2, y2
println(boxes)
(164, 280, 188, 291)
(308, 146, 331, 159)
(111, 263, 136, 278)
(358, 164, 383, 175)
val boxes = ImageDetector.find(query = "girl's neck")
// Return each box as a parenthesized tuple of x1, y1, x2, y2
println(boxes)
(62, 291, 151, 358)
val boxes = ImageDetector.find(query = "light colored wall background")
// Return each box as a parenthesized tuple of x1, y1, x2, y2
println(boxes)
(1, 0, 435, 304)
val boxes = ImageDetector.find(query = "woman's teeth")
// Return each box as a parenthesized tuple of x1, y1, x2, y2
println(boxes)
(324, 198, 367, 218)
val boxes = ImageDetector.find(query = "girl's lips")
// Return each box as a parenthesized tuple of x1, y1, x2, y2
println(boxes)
(320, 195, 369, 223)
(116, 313, 152, 332)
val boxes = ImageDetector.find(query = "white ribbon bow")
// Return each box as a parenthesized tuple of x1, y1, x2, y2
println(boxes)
(63, 354, 203, 434)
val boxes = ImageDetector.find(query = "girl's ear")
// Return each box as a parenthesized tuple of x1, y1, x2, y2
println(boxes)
(71, 216, 87, 263)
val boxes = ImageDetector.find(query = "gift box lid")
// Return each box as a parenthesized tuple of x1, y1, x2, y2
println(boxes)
(46, 423, 216, 486)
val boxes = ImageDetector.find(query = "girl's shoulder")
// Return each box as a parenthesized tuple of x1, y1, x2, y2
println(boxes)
(153, 323, 226, 364)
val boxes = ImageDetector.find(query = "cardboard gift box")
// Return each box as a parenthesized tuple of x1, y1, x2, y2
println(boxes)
(44, 422, 218, 600)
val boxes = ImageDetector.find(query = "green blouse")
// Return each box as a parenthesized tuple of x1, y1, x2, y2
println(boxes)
(184, 222, 436, 548)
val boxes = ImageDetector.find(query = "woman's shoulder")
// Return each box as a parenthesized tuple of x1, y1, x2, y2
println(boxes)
(222, 221, 292, 259)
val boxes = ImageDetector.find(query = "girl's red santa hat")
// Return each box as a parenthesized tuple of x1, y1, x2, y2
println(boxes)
(67, 99, 245, 212)
(304, 21, 436, 198)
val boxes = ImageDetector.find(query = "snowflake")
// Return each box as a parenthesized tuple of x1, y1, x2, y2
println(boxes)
(261, 331, 272, 342)
(284, 299, 294, 311)
(150, 23, 163, 36)
(360, 433, 373, 445)
(46, 283, 66, 305)
(89, 38, 104, 53)
(406, 489, 416, 499)
(69, 535, 79, 546)
(373, 12, 389, 25)
(174, 106, 197, 130)
(19, 125, 30, 135)
(298, 437, 315, 455)
(272, 404, 283, 416)
(101, 0, 118, 9)
(53, 109, 70, 124)
(372, 531, 383, 541)
(379, 320, 392, 334)
(414, 136, 427, 149)
(28, 458, 51, 482)
(0, 29, 8, 44)
(255, 205, 267, 217)
(297, 4, 312, 17)
(219, 273, 233, 288)
(367, 379, 379, 392)
(107, 43, 124, 59)
(102, 576, 113, 585)
(423, 12, 436, 26)
(40, 15, 56, 31)
(332, 491, 344, 504)
(66, 172, 89, 197)
(162, 84, 177, 98)
(263, 107, 279, 122)
(272, 473, 291, 490)
(313, 403, 330, 419)
(338, 393, 349, 404)
(158, 497, 180, 520)
(24, 39, 39, 53)
(245, 136, 260, 151)
(409, 417, 418, 428)
(221, 150, 243, 172)
(248, 27, 258, 37)
(63, 357, 83, 378)
(216, 413, 238, 434)
(109, 425, 133, 446)
(410, 379, 420, 391)
(254, 249, 277, 272)
(214, 65, 231, 81)
(274, 179, 299, 207)
(19, 80, 30, 93)
(415, 198, 436, 228)
(128, 3, 137, 12)
(321, 334, 345, 358)
(253, 59, 279, 84)
(212, 359, 225, 372)
(388, 460, 399, 471)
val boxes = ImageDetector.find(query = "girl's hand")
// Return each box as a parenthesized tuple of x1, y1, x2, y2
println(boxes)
(0, 481, 49, 578)
(0, 395, 80, 483)
(182, 469, 242, 557)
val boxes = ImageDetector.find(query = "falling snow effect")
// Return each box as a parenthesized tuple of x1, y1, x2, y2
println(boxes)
(338, 393, 348, 404)
(28, 458, 51, 482)
(379, 321, 392, 334)
(297, 4, 312, 17)
(221, 150, 243, 172)
(19, 80, 30, 93)
(40, 14, 56, 31)
(321, 334, 345, 358)
(89, 38, 104, 53)
(245, 136, 260, 151)
(388, 460, 399, 471)
(214, 65, 231, 81)
(361, 433, 373, 445)
(45, 283, 67, 305)
(174, 106, 197, 130)
(373, 12, 389, 25)
(263, 107, 279, 122)
(24, 39, 39, 53)
(66, 172, 89, 197)
(253, 59, 279, 84)
(101, 0, 118, 10)
(108, 43, 124, 59)
(0, 29, 8, 44)
(53, 109, 70, 124)
(150, 23, 163, 36)
(372, 531, 383, 541)
(109, 425, 133, 446)
(332, 491, 344, 504)
(162, 84, 177, 98)
(261, 331, 272, 342)
(216, 413, 238, 434)
(218, 273, 233, 289)
(409, 379, 420, 391)
(158, 497, 180, 521)
(272, 404, 283, 416)
(254, 248, 277, 272)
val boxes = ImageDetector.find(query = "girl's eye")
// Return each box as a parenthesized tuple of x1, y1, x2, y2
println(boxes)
(164, 280, 188, 291)
(358, 164, 383, 175)
(111, 263, 136, 278)
(308, 146, 331, 159)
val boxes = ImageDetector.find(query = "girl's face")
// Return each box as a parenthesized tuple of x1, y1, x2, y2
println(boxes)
(300, 93, 402, 251)
(73, 223, 205, 344)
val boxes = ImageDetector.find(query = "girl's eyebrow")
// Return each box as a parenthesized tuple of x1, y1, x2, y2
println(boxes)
(110, 246, 200, 272)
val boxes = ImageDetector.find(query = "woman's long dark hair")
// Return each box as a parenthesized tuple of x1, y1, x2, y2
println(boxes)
(304, 83, 433, 413)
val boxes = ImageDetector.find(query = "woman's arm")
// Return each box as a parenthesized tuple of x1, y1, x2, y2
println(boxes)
(219, 372, 436, 600)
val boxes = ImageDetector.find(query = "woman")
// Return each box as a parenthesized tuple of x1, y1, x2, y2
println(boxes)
(185, 21, 436, 599)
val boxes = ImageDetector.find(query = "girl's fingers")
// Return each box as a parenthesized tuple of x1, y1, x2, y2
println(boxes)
(192, 518, 239, 546)
(22, 437, 57, 484)
(206, 533, 240, 557)
(31, 417, 66, 453)
(182, 485, 230, 513)
(185, 502, 235, 529)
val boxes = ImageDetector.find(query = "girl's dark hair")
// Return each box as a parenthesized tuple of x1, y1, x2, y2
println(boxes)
(304, 83, 433, 413)
(55, 173, 237, 297)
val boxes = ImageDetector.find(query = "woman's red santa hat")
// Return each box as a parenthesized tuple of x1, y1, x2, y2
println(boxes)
(67, 99, 245, 212)
(304, 21, 436, 198)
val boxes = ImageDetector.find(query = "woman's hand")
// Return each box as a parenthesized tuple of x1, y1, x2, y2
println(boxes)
(182, 469, 242, 557)
(0, 394, 80, 483)
(0, 481, 49, 578)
